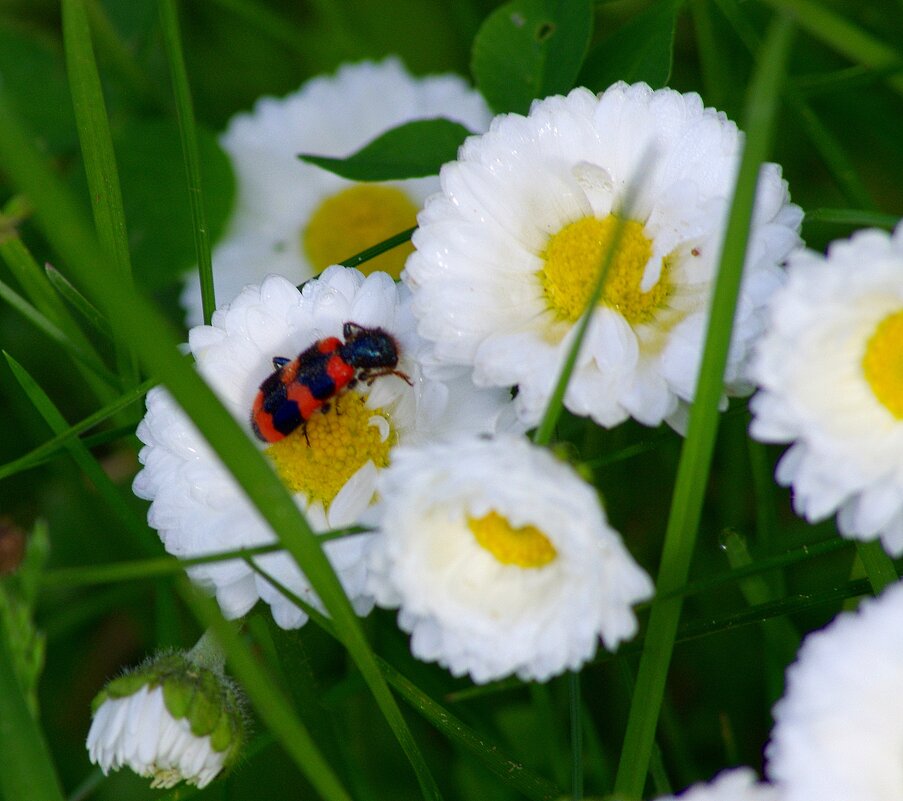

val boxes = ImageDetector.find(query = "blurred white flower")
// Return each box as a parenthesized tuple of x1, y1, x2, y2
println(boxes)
(182, 57, 491, 325)
(767, 581, 903, 801)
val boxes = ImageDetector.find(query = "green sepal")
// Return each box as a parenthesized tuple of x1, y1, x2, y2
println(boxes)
(184, 669, 221, 737)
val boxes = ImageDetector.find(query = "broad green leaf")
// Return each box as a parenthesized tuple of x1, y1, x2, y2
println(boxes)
(578, 0, 681, 92)
(112, 117, 234, 290)
(472, 0, 593, 114)
(300, 118, 474, 180)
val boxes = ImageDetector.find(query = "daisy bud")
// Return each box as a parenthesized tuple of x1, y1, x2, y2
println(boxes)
(86, 643, 245, 789)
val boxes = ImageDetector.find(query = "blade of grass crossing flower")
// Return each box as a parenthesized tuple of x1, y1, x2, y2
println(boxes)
(532, 215, 630, 447)
(159, 0, 216, 325)
(613, 15, 797, 799)
(760, 0, 903, 97)
(0, 611, 66, 801)
(44, 264, 114, 339)
(0, 278, 120, 388)
(178, 582, 353, 801)
(0, 93, 441, 801)
(61, 0, 138, 387)
(0, 378, 152, 481)
(339, 225, 416, 270)
(245, 559, 563, 801)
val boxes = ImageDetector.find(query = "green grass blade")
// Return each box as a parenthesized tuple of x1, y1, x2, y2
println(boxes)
(0, 378, 151, 480)
(245, 559, 563, 801)
(61, 0, 138, 386)
(44, 263, 114, 339)
(339, 225, 416, 270)
(158, 0, 216, 325)
(613, 14, 796, 799)
(178, 583, 354, 801)
(854, 540, 899, 594)
(761, 0, 903, 97)
(0, 610, 66, 801)
(0, 277, 120, 387)
(0, 90, 440, 801)
(805, 208, 900, 229)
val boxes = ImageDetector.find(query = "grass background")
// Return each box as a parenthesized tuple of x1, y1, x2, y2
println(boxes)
(0, 1, 901, 800)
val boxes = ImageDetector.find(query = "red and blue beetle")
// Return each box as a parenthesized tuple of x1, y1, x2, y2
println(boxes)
(251, 322, 411, 444)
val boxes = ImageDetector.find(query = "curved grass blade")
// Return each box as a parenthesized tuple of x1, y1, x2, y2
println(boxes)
(61, 0, 137, 386)
(159, 0, 216, 324)
(613, 15, 797, 798)
(0, 91, 441, 801)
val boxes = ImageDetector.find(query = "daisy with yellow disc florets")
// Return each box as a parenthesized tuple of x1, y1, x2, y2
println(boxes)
(405, 81, 802, 430)
(367, 435, 653, 683)
(181, 58, 491, 325)
(750, 224, 903, 556)
(135, 267, 517, 629)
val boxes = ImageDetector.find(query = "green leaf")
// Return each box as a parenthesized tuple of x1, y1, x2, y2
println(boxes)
(578, 0, 681, 92)
(472, 0, 594, 114)
(112, 117, 234, 291)
(300, 118, 474, 181)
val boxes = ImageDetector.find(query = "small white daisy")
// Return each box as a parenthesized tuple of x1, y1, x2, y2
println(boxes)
(367, 435, 653, 683)
(404, 81, 802, 431)
(181, 57, 492, 325)
(87, 652, 244, 789)
(766, 581, 903, 801)
(136, 267, 517, 628)
(750, 224, 903, 555)
(654, 769, 779, 801)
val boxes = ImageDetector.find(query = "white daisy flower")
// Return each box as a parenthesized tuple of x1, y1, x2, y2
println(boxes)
(404, 81, 802, 431)
(136, 266, 516, 629)
(654, 769, 779, 801)
(87, 652, 244, 789)
(766, 581, 903, 801)
(367, 435, 653, 683)
(181, 57, 492, 325)
(749, 224, 903, 555)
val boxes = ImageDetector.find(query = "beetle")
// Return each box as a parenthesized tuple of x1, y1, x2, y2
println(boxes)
(250, 322, 411, 444)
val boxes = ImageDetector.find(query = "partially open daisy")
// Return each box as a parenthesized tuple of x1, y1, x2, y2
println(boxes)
(135, 267, 516, 628)
(750, 225, 903, 555)
(367, 435, 653, 683)
(181, 58, 491, 325)
(405, 82, 802, 430)
(766, 582, 903, 801)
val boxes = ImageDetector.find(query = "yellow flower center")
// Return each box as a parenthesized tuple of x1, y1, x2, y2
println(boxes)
(862, 309, 903, 419)
(302, 184, 418, 278)
(266, 391, 395, 505)
(539, 215, 671, 324)
(467, 510, 557, 568)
